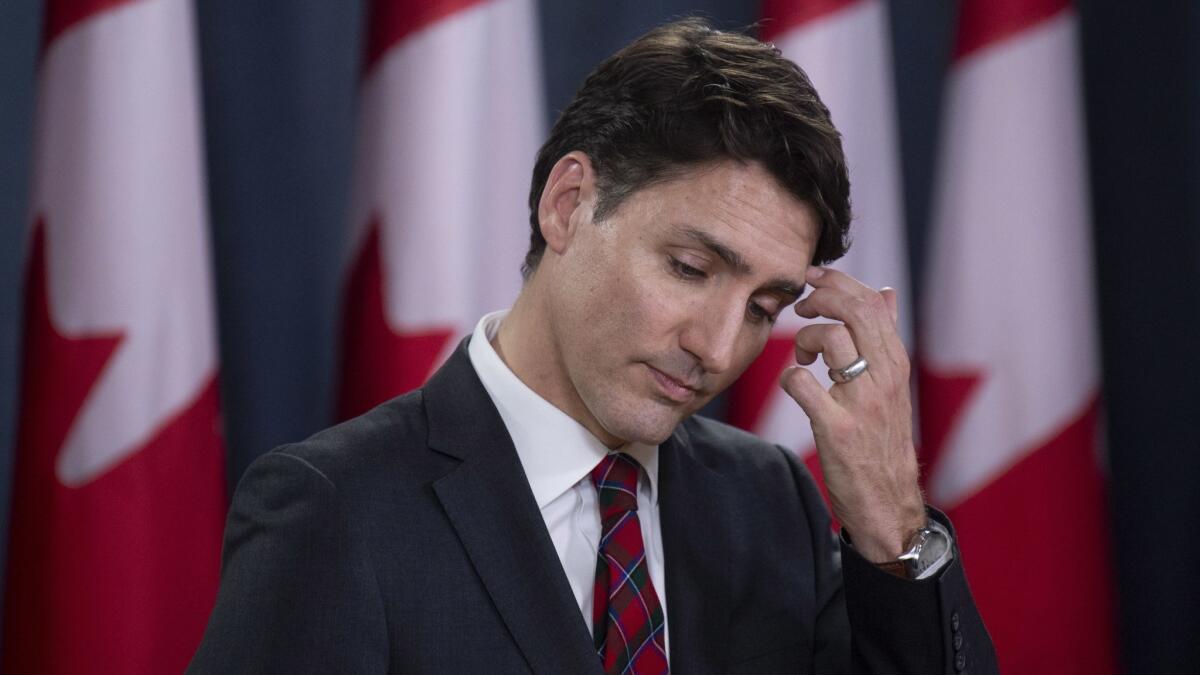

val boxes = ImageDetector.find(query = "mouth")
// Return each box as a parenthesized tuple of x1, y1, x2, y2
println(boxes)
(645, 364, 700, 404)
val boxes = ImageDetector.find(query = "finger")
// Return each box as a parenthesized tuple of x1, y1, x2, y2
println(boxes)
(779, 365, 840, 423)
(797, 270, 902, 370)
(794, 287, 886, 361)
(796, 288, 908, 386)
(794, 322, 861, 371)
(794, 342, 818, 366)
(806, 265, 877, 297)
(880, 287, 899, 326)
(800, 269, 889, 339)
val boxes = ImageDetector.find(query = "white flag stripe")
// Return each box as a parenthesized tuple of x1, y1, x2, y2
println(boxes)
(347, 0, 542, 332)
(924, 12, 1098, 504)
(32, 0, 217, 486)
(771, 1, 908, 322)
(756, 0, 909, 450)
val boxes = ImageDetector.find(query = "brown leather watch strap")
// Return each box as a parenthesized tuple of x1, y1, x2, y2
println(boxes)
(875, 559, 908, 579)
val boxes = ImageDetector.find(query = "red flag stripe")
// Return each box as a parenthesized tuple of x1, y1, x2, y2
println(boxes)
(337, 220, 455, 420)
(915, 363, 983, 483)
(953, 0, 1072, 61)
(947, 396, 1115, 673)
(760, 0, 862, 41)
(42, 0, 139, 48)
(364, 0, 488, 74)
(4, 224, 225, 674)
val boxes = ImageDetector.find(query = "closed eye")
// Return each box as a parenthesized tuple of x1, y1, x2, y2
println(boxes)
(669, 256, 706, 279)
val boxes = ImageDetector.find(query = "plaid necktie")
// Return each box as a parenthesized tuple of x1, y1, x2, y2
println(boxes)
(591, 453, 669, 674)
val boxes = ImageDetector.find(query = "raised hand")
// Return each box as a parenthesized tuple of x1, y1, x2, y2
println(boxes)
(779, 266, 926, 563)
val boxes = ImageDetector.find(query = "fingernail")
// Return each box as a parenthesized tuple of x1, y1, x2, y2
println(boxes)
(807, 266, 825, 280)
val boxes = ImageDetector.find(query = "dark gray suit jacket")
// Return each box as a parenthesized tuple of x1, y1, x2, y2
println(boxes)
(189, 340, 997, 673)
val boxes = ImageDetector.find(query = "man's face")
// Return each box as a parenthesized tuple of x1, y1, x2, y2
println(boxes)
(545, 159, 818, 446)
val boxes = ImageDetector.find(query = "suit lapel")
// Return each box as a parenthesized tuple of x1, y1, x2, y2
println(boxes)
(424, 341, 603, 675)
(660, 426, 735, 675)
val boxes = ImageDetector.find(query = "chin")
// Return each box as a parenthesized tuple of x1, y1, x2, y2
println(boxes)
(598, 400, 686, 446)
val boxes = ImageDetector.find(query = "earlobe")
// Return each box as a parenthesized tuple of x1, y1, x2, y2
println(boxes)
(538, 151, 596, 255)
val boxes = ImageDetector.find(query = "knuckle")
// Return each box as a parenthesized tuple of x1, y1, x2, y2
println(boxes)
(794, 327, 819, 350)
(829, 326, 856, 354)
(864, 395, 888, 418)
(862, 291, 888, 317)
(802, 289, 826, 311)
(847, 294, 874, 321)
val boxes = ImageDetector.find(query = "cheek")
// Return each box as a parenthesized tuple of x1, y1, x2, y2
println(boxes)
(586, 245, 662, 316)
(563, 255, 655, 358)
(625, 264, 691, 336)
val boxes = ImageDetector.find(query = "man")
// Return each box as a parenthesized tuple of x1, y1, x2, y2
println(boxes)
(190, 19, 997, 674)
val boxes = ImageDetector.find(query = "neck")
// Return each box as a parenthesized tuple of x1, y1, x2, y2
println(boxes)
(493, 282, 624, 449)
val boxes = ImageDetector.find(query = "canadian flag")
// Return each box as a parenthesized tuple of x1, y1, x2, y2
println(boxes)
(2, 0, 225, 673)
(920, 0, 1116, 671)
(338, 0, 544, 419)
(733, 0, 911, 484)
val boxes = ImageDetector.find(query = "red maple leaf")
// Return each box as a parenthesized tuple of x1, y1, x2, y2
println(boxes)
(338, 218, 455, 421)
(916, 361, 985, 483)
(917, 358, 1116, 672)
(3, 221, 225, 675)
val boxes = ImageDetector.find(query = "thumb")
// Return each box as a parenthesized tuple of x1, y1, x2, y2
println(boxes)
(779, 365, 838, 424)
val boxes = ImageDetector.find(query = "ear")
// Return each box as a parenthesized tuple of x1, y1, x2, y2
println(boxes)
(537, 151, 598, 256)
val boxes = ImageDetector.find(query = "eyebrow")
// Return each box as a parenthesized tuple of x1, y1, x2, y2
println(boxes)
(675, 226, 807, 300)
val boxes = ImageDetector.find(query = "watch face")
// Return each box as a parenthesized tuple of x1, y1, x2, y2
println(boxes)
(916, 530, 950, 570)
(905, 526, 951, 577)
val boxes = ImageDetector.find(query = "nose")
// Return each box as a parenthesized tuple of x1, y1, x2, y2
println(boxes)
(678, 298, 744, 375)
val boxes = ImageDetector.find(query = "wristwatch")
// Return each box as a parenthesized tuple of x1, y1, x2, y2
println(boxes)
(876, 519, 953, 580)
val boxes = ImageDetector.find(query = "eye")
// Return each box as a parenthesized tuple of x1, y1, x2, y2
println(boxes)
(669, 256, 706, 279)
(747, 302, 774, 324)
(747, 295, 783, 325)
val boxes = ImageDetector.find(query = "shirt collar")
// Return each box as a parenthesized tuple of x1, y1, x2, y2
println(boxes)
(467, 310, 660, 509)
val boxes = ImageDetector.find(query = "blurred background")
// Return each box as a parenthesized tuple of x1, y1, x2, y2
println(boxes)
(0, 0, 1197, 672)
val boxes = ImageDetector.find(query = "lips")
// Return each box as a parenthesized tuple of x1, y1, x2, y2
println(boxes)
(646, 364, 699, 404)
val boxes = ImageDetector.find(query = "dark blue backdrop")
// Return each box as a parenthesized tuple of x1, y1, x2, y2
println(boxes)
(1, 1, 1197, 670)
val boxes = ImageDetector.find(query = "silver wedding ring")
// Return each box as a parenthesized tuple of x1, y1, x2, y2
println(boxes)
(828, 356, 869, 384)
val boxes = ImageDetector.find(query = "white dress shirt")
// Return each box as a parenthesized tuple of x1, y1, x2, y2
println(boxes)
(467, 310, 669, 656)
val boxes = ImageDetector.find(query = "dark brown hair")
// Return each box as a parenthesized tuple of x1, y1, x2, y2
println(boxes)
(523, 17, 851, 278)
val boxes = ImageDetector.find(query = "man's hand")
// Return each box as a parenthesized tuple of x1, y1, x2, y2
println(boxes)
(778, 266, 926, 563)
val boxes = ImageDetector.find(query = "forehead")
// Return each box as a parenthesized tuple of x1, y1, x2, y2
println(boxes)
(620, 160, 819, 272)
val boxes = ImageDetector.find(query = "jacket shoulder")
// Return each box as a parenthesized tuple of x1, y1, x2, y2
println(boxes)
(259, 390, 441, 489)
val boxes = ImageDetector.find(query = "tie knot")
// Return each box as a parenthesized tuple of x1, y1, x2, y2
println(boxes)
(591, 453, 640, 521)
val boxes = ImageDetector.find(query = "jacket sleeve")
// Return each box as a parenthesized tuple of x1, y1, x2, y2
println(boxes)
(781, 447, 999, 674)
(187, 450, 389, 674)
